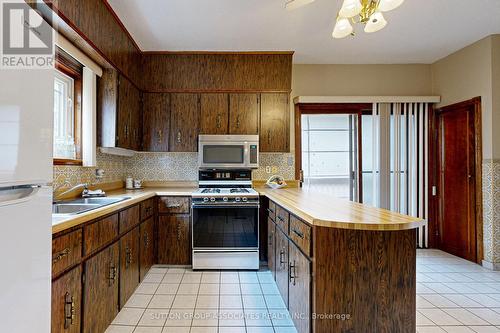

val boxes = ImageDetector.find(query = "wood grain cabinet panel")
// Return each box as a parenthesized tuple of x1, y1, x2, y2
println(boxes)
(260, 93, 290, 152)
(158, 197, 190, 214)
(229, 94, 259, 135)
(158, 215, 191, 265)
(119, 205, 140, 234)
(83, 242, 119, 333)
(119, 227, 140, 308)
(52, 230, 82, 277)
(200, 93, 229, 134)
(289, 216, 311, 257)
(140, 218, 155, 281)
(129, 83, 142, 151)
(140, 198, 155, 221)
(267, 218, 276, 279)
(275, 228, 289, 307)
(143, 93, 170, 152)
(52, 266, 81, 333)
(169, 93, 200, 152)
(288, 243, 311, 333)
(275, 205, 290, 234)
(83, 214, 119, 255)
(268, 201, 276, 222)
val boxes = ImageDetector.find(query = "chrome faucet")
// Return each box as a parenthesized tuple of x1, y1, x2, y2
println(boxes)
(53, 183, 89, 201)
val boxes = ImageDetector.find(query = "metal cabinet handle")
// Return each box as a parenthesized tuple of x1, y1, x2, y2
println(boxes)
(236, 115, 241, 128)
(125, 125, 129, 139)
(144, 232, 150, 249)
(108, 262, 117, 286)
(125, 247, 132, 268)
(292, 229, 305, 239)
(53, 247, 70, 264)
(167, 203, 181, 208)
(277, 216, 284, 222)
(216, 115, 221, 129)
(268, 231, 273, 245)
(177, 131, 181, 143)
(145, 206, 152, 213)
(176, 222, 182, 241)
(267, 208, 275, 215)
(64, 292, 75, 329)
(267, 130, 271, 144)
(289, 261, 296, 285)
(279, 250, 285, 265)
(157, 130, 163, 144)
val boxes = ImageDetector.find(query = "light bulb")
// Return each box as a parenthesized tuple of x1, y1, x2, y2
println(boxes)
(339, 0, 362, 18)
(332, 18, 354, 39)
(285, 0, 315, 10)
(364, 12, 387, 33)
(378, 0, 404, 12)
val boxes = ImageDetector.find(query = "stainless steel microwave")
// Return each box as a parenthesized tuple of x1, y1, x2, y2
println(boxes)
(198, 135, 259, 169)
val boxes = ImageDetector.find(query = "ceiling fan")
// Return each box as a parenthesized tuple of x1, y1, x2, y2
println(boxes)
(285, 0, 405, 39)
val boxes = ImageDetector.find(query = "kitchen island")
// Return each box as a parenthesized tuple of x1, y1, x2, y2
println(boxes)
(51, 184, 424, 333)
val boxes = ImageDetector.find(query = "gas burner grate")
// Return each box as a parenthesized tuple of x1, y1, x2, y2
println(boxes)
(201, 188, 221, 194)
(230, 188, 250, 193)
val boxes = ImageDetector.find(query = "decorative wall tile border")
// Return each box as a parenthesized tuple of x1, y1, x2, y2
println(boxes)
(482, 159, 500, 266)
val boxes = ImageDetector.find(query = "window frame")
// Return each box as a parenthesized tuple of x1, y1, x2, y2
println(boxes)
(53, 47, 83, 166)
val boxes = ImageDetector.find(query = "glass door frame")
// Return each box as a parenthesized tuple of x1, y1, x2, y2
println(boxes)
(294, 103, 372, 203)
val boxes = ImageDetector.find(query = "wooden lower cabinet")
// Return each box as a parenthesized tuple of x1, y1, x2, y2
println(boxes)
(275, 227, 289, 307)
(119, 227, 140, 308)
(52, 266, 81, 333)
(158, 214, 191, 265)
(267, 218, 276, 278)
(83, 242, 119, 333)
(288, 242, 311, 333)
(139, 217, 155, 280)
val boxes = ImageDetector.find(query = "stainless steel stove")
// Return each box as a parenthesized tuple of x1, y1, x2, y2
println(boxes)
(191, 169, 259, 270)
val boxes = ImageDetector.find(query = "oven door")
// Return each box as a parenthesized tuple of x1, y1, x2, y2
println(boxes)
(192, 204, 259, 250)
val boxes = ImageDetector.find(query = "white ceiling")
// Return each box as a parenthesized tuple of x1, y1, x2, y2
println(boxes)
(107, 0, 500, 64)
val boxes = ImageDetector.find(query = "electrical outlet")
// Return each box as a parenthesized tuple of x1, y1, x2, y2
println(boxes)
(272, 166, 278, 173)
(265, 166, 271, 174)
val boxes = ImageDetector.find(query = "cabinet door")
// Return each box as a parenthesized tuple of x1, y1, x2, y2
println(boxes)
(260, 93, 290, 152)
(129, 86, 142, 151)
(200, 93, 229, 134)
(83, 242, 119, 333)
(158, 215, 191, 265)
(143, 93, 170, 152)
(275, 228, 289, 306)
(117, 75, 132, 149)
(140, 217, 155, 281)
(289, 243, 311, 333)
(169, 93, 200, 152)
(229, 93, 259, 134)
(52, 266, 81, 333)
(120, 227, 140, 308)
(267, 218, 276, 279)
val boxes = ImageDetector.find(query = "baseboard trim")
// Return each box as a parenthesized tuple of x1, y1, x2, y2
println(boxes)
(482, 260, 500, 271)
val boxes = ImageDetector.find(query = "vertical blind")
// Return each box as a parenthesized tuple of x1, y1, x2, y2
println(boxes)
(371, 102, 429, 248)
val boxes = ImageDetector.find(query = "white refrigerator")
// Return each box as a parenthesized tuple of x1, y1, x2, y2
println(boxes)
(0, 41, 54, 333)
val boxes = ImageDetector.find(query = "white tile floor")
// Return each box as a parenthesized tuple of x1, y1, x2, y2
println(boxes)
(106, 267, 297, 333)
(106, 250, 500, 333)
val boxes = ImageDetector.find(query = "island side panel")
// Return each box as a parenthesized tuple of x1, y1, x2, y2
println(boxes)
(313, 227, 416, 333)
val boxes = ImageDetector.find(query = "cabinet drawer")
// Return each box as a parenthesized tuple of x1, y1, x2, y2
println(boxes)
(119, 205, 140, 233)
(158, 196, 190, 214)
(52, 230, 82, 277)
(84, 214, 118, 255)
(289, 215, 311, 257)
(275, 205, 289, 233)
(267, 201, 276, 221)
(140, 198, 154, 220)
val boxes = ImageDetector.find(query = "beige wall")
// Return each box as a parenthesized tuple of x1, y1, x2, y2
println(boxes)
(431, 36, 495, 159)
(289, 64, 433, 151)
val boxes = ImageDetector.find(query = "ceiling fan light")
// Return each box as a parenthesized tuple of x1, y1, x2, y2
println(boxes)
(285, 0, 315, 10)
(339, 0, 362, 18)
(364, 12, 387, 33)
(332, 18, 353, 39)
(378, 0, 404, 12)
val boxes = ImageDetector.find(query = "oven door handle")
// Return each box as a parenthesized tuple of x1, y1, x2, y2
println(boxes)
(192, 204, 260, 209)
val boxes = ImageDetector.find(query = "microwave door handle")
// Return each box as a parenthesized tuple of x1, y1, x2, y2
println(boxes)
(244, 145, 249, 166)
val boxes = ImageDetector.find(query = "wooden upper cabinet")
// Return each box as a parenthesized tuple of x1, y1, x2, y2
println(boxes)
(200, 93, 229, 134)
(229, 93, 259, 135)
(143, 93, 170, 152)
(129, 85, 142, 151)
(260, 93, 290, 152)
(169, 93, 200, 152)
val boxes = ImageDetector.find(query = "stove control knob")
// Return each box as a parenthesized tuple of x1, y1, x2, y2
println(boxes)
(210, 197, 216, 202)
(223, 197, 228, 202)
(235, 197, 241, 202)
(242, 197, 248, 202)
(203, 197, 209, 202)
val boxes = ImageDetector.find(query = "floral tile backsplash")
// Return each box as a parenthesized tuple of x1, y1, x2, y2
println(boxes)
(483, 159, 500, 266)
(53, 151, 296, 189)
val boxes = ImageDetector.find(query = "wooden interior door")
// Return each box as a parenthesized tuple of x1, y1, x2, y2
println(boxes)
(436, 100, 479, 262)
(143, 93, 170, 152)
(83, 242, 119, 333)
(229, 93, 259, 134)
(200, 93, 229, 134)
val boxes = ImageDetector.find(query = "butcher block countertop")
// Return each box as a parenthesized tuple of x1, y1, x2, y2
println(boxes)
(257, 186, 426, 231)
(52, 185, 425, 234)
